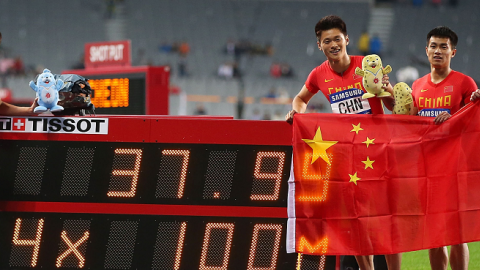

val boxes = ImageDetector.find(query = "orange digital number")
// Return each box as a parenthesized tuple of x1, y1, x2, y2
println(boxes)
(247, 224, 282, 270)
(162, 150, 190, 198)
(297, 153, 332, 202)
(107, 148, 143, 197)
(12, 218, 44, 267)
(250, 151, 286, 201)
(295, 254, 326, 270)
(295, 236, 328, 270)
(88, 78, 129, 108)
(199, 223, 235, 270)
(174, 222, 187, 270)
(56, 231, 90, 268)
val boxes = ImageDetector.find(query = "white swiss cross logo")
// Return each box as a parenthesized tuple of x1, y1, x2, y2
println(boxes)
(12, 118, 26, 131)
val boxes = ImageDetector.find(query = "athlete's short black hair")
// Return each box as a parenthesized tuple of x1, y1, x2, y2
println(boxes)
(426, 26, 458, 48)
(315, 15, 347, 41)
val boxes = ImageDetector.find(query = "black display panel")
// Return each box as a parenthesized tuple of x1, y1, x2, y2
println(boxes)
(0, 141, 291, 206)
(0, 213, 339, 270)
(0, 140, 342, 269)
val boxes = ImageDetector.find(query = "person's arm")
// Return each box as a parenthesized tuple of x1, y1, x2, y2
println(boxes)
(428, 87, 451, 122)
(434, 80, 480, 125)
(285, 85, 315, 123)
(433, 77, 479, 125)
(379, 74, 395, 111)
(0, 99, 38, 116)
(410, 100, 451, 124)
(462, 76, 478, 103)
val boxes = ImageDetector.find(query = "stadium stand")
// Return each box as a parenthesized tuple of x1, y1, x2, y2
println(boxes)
(1, 0, 479, 117)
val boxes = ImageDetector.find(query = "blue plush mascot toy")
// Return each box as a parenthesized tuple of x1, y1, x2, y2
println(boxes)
(29, 69, 64, 113)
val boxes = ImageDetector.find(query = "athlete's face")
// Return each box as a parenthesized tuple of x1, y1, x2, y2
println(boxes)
(426, 36, 456, 69)
(317, 28, 349, 61)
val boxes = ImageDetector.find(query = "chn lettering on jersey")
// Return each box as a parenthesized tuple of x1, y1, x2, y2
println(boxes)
(330, 88, 372, 114)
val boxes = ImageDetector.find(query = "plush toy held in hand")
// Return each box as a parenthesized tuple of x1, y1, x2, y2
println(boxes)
(355, 54, 392, 99)
(29, 69, 64, 113)
(392, 82, 414, 115)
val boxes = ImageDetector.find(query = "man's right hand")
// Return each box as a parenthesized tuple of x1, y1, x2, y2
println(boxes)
(28, 98, 39, 115)
(434, 111, 451, 124)
(285, 109, 297, 124)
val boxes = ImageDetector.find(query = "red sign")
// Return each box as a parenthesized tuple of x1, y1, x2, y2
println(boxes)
(84, 40, 131, 69)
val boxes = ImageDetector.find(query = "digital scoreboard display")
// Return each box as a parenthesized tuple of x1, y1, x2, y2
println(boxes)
(0, 117, 338, 270)
(61, 66, 169, 115)
(88, 77, 141, 113)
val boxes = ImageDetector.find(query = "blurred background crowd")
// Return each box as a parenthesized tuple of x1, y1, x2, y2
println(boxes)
(0, 0, 477, 118)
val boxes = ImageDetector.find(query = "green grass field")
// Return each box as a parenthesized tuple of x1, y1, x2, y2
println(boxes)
(401, 242, 480, 269)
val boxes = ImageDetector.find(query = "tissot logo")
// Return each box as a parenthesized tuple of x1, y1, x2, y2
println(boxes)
(0, 117, 109, 134)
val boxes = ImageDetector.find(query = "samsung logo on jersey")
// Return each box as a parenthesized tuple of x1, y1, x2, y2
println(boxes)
(418, 109, 450, 117)
(0, 117, 109, 134)
(330, 88, 364, 102)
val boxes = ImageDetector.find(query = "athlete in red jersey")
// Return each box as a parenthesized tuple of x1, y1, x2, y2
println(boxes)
(305, 55, 386, 114)
(285, 15, 400, 270)
(411, 26, 480, 270)
(285, 16, 394, 122)
(412, 70, 477, 117)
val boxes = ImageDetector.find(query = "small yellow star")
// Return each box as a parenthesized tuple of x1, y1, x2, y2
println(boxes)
(362, 137, 375, 148)
(302, 127, 338, 165)
(350, 123, 364, 134)
(362, 156, 375, 169)
(349, 172, 361, 185)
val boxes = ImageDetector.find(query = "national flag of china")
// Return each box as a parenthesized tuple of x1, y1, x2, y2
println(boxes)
(286, 102, 480, 256)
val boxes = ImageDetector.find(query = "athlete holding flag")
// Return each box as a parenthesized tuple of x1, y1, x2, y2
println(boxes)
(411, 26, 480, 270)
(285, 15, 395, 123)
(285, 15, 401, 270)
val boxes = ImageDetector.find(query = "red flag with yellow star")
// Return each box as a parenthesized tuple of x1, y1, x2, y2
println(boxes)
(286, 102, 480, 256)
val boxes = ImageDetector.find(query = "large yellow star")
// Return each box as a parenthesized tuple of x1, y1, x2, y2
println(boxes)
(362, 156, 375, 169)
(350, 123, 364, 134)
(302, 127, 338, 165)
(349, 172, 360, 185)
(362, 137, 375, 148)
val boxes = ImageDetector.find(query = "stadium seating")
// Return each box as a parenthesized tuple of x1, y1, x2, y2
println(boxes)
(1, 0, 479, 117)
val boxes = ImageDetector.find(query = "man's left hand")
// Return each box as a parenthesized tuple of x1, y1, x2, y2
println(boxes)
(379, 74, 395, 110)
(381, 74, 391, 90)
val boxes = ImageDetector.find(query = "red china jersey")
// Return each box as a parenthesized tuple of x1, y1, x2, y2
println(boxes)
(412, 70, 477, 115)
(305, 55, 385, 114)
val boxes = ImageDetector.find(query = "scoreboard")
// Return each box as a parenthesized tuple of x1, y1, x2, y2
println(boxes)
(0, 116, 338, 270)
(61, 66, 170, 115)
